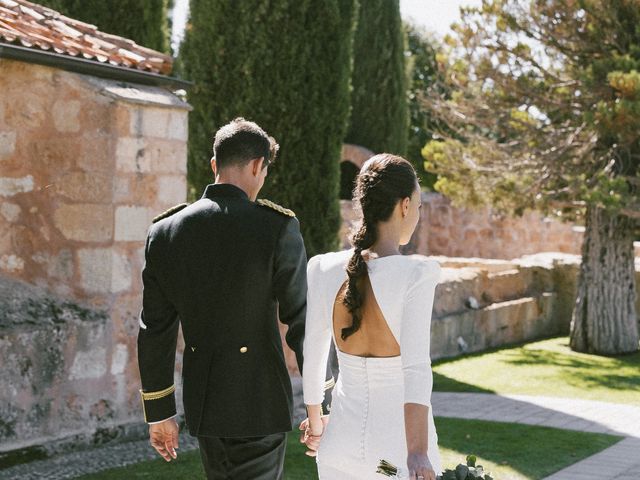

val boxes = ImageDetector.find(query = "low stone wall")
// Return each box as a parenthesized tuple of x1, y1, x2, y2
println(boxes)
(430, 253, 582, 358)
(284, 252, 639, 369)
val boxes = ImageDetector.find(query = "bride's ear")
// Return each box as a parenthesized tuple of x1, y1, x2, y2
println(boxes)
(401, 197, 410, 218)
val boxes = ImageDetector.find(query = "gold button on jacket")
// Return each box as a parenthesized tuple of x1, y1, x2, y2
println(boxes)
(239, 346, 248, 353)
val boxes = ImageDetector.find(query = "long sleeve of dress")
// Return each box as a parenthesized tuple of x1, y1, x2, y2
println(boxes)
(400, 259, 441, 406)
(302, 255, 333, 405)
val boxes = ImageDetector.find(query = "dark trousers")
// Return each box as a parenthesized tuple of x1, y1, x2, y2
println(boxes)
(197, 432, 287, 480)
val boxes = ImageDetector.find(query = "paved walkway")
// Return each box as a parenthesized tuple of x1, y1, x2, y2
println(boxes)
(432, 392, 640, 480)
(2, 392, 638, 479)
(0, 434, 200, 480)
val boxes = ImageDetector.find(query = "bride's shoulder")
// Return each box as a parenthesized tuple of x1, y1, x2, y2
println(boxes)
(404, 254, 442, 280)
(307, 249, 352, 274)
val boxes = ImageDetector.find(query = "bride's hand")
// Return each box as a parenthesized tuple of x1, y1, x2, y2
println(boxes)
(299, 416, 329, 457)
(407, 452, 436, 480)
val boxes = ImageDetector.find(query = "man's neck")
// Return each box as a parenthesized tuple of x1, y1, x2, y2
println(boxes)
(214, 175, 254, 200)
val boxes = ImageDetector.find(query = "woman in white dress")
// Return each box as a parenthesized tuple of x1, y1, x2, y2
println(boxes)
(302, 154, 442, 480)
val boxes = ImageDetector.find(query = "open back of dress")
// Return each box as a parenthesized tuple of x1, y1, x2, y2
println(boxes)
(332, 275, 401, 358)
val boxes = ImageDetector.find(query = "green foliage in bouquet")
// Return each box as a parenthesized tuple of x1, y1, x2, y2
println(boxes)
(438, 455, 493, 480)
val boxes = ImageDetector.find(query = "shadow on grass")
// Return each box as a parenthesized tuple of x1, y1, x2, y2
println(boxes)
(432, 336, 640, 400)
(435, 417, 622, 480)
(497, 344, 640, 394)
(433, 371, 496, 394)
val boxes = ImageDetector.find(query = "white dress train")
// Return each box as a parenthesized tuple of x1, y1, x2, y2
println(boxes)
(303, 250, 442, 479)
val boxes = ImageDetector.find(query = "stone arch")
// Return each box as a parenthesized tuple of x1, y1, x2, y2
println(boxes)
(340, 144, 375, 200)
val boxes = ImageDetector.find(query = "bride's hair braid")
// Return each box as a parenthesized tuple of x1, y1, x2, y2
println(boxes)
(341, 153, 418, 341)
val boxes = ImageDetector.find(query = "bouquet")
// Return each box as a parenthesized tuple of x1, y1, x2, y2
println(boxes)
(376, 455, 494, 480)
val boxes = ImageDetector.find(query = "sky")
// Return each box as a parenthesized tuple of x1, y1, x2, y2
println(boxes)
(400, 0, 482, 37)
(170, 0, 482, 53)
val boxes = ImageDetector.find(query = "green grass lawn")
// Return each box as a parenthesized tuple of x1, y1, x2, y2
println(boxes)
(433, 336, 640, 405)
(77, 418, 620, 480)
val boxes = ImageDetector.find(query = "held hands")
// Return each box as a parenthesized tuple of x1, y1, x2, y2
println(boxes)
(407, 452, 436, 480)
(298, 415, 330, 457)
(149, 417, 179, 462)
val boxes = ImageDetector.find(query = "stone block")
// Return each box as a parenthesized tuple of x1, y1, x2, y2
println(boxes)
(0, 202, 21, 222)
(10, 90, 47, 129)
(53, 172, 113, 202)
(114, 206, 152, 242)
(48, 249, 74, 281)
(0, 254, 24, 273)
(52, 100, 81, 133)
(116, 137, 151, 173)
(157, 175, 187, 206)
(113, 176, 130, 203)
(131, 107, 171, 138)
(110, 344, 129, 376)
(147, 140, 188, 173)
(69, 347, 107, 380)
(53, 204, 113, 242)
(0, 131, 16, 159)
(77, 248, 112, 294)
(111, 250, 132, 293)
(76, 134, 112, 172)
(0, 175, 34, 196)
(167, 110, 188, 141)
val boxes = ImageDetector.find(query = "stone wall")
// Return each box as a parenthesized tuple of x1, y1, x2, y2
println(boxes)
(0, 59, 189, 458)
(284, 252, 640, 372)
(339, 145, 584, 259)
(339, 194, 584, 258)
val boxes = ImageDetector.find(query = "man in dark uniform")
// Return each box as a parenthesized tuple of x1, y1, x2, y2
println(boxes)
(137, 118, 330, 479)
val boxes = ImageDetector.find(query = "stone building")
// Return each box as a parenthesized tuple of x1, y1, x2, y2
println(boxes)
(0, 0, 190, 464)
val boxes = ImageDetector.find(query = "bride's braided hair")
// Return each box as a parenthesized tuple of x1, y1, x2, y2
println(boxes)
(341, 153, 418, 340)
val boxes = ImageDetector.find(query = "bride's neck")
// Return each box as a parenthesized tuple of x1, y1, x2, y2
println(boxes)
(367, 223, 401, 258)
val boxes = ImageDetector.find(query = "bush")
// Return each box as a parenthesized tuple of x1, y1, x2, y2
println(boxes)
(179, 0, 358, 256)
(345, 0, 408, 155)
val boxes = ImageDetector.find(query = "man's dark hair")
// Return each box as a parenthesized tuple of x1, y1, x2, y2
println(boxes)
(213, 117, 279, 170)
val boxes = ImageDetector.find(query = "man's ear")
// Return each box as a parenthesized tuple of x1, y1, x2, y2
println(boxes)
(251, 157, 265, 176)
(210, 157, 217, 176)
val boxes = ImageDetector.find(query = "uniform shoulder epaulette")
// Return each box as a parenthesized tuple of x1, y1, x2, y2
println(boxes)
(152, 203, 188, 223)
(256, 199, 296, 217)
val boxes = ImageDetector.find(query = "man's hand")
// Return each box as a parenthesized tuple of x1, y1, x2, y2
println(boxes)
(298, 416, 330, 457)
(149, 417, 179, 462)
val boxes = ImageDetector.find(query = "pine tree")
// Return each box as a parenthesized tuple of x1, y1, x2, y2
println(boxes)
(180, 0, 358, 256)
(422, 0, 640, 354)
(346, 0, 408, 155)
(38, 0, 170, 53)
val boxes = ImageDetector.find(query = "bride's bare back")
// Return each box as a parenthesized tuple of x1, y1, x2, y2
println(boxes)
(332, 274, 400, 358)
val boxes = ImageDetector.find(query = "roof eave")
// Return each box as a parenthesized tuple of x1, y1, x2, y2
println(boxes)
(0, 42, 192, 90)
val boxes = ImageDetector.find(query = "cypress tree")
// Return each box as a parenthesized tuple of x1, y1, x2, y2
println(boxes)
(37, 0, 170, 54)
(405, 22, 441, 188)
(180, 0, 358, 256)
(345, 0, 408, 155)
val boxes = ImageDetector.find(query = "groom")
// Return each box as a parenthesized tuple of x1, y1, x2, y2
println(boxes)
(137, 118, 329, 479)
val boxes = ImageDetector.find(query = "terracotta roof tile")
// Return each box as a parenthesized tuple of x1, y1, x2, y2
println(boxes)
(0, 0, 173, 75)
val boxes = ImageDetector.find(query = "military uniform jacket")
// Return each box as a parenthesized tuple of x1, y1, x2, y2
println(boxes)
(138, 183, 309, 438)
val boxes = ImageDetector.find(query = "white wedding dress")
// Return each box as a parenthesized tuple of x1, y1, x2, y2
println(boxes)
(303, 250, 442, 479)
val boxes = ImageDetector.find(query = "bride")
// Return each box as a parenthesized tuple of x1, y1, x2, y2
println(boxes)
(301, 154, 442, 480)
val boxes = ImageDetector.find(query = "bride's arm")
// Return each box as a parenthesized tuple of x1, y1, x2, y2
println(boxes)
(401, 260, 441, 479)
(302, 256, 333, 436)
